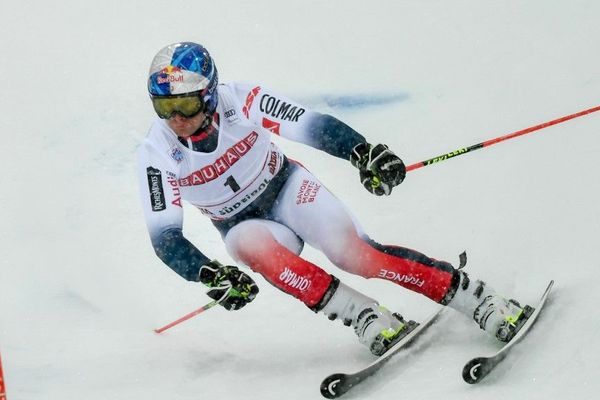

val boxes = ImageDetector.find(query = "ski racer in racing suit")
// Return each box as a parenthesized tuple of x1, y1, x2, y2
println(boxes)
(138, 42, 529, 356)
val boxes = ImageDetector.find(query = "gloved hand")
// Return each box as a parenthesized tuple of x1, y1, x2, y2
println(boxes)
(350, 143, 406, 196)
(198, 260, 259, 311)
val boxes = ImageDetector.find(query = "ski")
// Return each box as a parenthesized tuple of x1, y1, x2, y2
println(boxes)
(462, 280, 554, 384)
(320, 307, 443, 399)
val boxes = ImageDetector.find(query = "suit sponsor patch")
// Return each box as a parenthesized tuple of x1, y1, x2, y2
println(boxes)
(170, 146, 184, 163)
(178, 131, 259, 187)
(262, 117, 281, 134)
(243, 86, 261, 118)
(279, 267, 312, 292)
(259, 94, 305, 122)
(147, 167, 166, 211)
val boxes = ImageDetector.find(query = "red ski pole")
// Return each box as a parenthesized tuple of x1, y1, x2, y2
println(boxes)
(406, 105, 600, 172)
(154, 300, 219, 334)
(0, 350, 6, 400)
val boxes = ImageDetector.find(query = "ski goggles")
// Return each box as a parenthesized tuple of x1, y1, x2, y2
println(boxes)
(150, 91, 206, 119)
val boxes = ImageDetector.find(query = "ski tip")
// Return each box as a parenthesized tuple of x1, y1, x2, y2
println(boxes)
(462, 357, 489, 384)
(320, 373, 348, 399)
(541, 280, 555, 299)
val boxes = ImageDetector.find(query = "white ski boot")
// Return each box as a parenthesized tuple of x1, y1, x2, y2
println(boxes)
(320, 280, 410, 356)
(353, 303, 410, 355)
(473, 295, 528, 342)
(448, 271, 529, 342)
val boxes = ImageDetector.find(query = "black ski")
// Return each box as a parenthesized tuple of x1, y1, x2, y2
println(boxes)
(462, 280, 554, 384)
(320, 308, 443, 399)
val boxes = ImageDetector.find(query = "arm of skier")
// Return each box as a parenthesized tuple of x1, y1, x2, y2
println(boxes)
(137, 143, 258, 309)
(234, 83, 365, 159)
(234, 83, 406, 195)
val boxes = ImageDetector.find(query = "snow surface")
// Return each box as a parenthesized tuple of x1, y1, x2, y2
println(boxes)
(1, 1, 600, 399)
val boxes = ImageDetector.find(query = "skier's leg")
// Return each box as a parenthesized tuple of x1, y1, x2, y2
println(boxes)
(224, 219, 331, 308)
(273, 164, 527, 342)
(224, 219, 407, 355)
(272, 164, 458, 302)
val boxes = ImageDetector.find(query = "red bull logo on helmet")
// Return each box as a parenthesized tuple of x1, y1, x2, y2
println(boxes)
(157, 65, 184, 84)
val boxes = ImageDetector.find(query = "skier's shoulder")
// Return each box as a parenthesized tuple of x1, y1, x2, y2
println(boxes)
(220, 80, 260, 94)
(215, 81, 264, 124)
(137, 118, 178, 164)
(218, 81, 263, 105)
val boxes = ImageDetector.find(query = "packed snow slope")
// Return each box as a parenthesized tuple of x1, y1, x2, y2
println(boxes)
(1, 1, 599, 399)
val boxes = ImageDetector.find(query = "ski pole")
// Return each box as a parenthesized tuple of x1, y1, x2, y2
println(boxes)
(0, 349, 6, 400)
(406, 104, 600, 172)
(154, 300, 219, 334)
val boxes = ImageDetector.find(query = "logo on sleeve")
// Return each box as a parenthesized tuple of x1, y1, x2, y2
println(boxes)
(243, 86, 261, 118)
(146, 167, 166, 211)
(259, 94, 306, 122)
(262, 117, 281, 134)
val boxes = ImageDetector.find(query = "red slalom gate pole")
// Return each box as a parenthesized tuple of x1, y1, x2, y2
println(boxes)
(154, 300, 219, 334)
(406, 105, 600, 172)
(0, 350, 6, 400)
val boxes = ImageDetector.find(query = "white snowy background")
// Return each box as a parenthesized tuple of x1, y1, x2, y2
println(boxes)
(1, 1, 599, 399)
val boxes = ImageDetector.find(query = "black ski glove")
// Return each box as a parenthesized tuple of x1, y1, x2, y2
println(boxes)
(350, 143, 406, 196)
(198, 261, 259, 311)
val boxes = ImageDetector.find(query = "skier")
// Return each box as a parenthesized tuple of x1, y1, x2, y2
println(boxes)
(138, 42, 527, 356)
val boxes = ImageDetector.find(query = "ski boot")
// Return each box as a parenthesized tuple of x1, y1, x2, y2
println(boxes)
(353, 304, 417, 356)
(318, 279, 414, 356)
(474, 295, 535, 342)
(447, 270, 534, 343)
